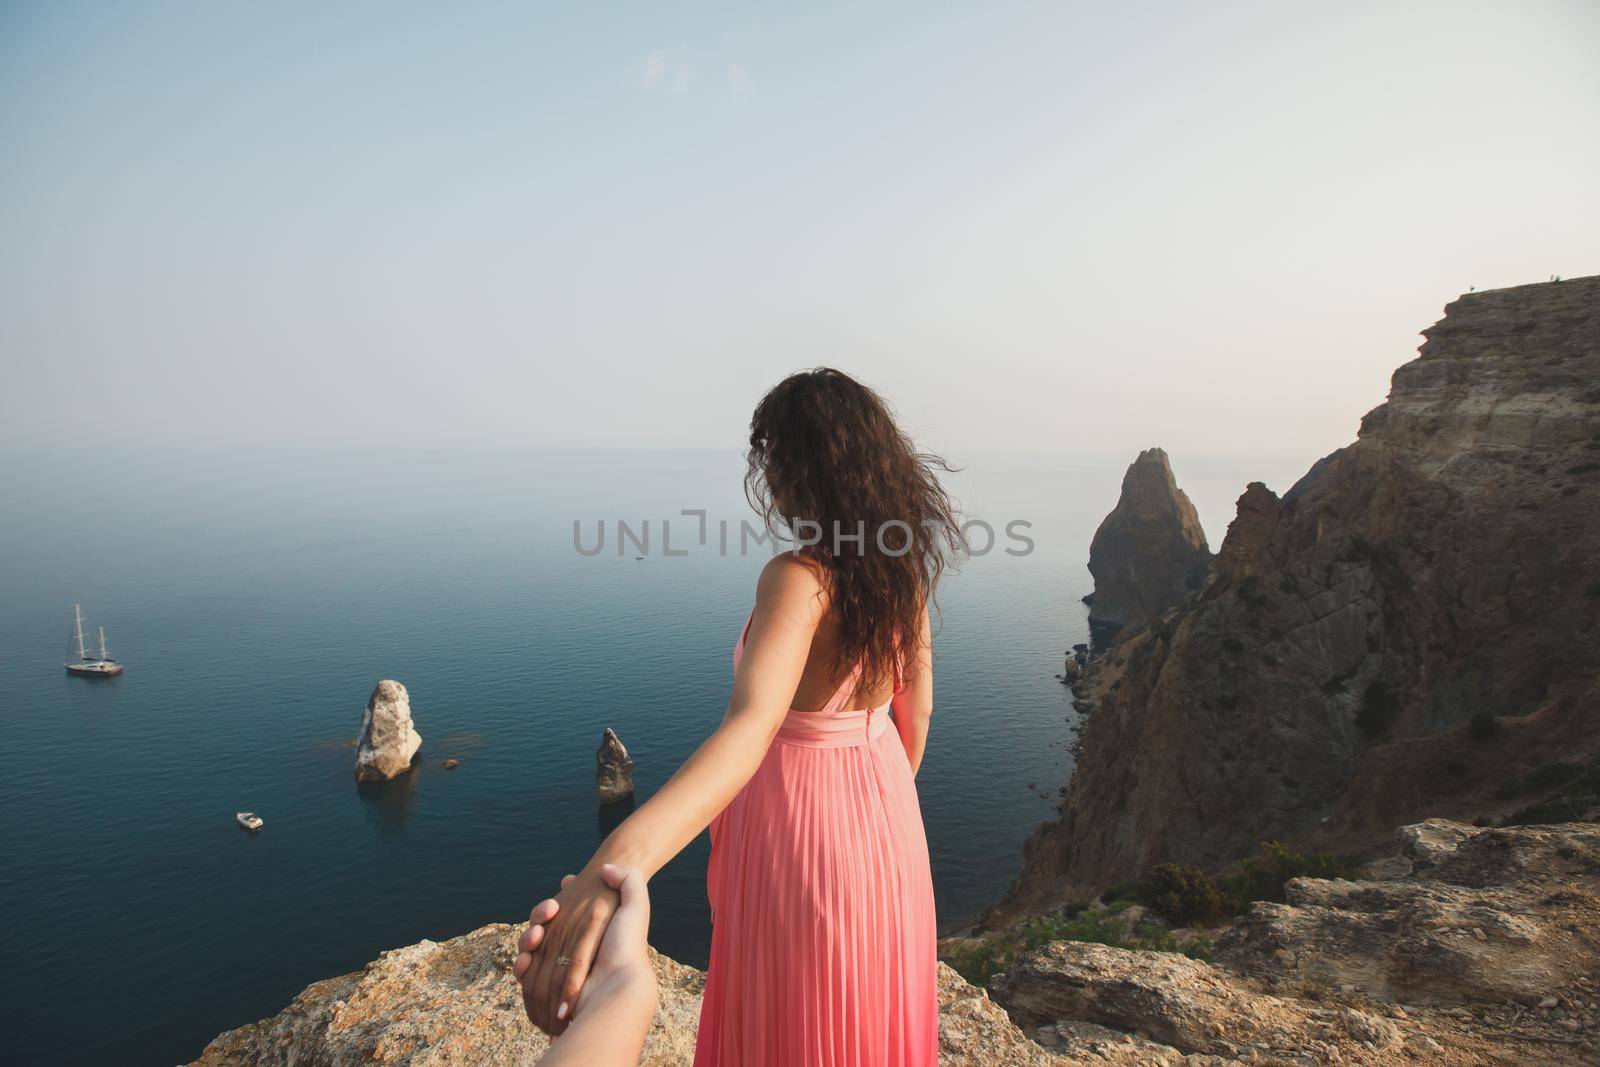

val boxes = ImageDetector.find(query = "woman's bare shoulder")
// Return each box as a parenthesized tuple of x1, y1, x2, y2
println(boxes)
(755, 552, 829, 620)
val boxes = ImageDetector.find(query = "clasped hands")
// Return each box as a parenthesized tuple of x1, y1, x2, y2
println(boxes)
(513, 863, 637, 1037)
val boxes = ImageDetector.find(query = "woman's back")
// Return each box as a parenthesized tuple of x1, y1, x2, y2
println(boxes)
(695, 599, 938, 1067)
(748, 563, 898, 713)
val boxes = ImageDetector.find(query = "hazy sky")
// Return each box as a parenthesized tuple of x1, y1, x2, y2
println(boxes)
(3, 2, 1596, 467)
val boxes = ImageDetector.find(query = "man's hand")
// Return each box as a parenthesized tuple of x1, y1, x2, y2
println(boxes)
(513, 867, 621, 1035)
(523, 865, 657, 1067)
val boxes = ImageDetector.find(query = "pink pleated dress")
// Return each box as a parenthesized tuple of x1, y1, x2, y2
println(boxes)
(693, 615, 938, 1067)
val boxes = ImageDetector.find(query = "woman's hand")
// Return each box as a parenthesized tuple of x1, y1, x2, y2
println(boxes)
(523, 865, 658, 1067)
(513, 873, 573, 966)
(513, 867, 621, 1034)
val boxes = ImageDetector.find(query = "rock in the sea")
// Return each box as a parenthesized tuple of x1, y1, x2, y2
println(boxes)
(597, 726, 635, 803)
(354, 680, 422, 782)
(1085, 447, 1210, 642)
(990, 276, 1600, 924)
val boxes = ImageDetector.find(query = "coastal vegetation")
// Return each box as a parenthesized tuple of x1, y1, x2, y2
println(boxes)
(943, 901, 1210, 988)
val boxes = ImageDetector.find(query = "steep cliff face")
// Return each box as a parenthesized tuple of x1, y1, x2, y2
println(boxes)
(993, 277, 1600, 921)
(1085, 448, 1211, 641)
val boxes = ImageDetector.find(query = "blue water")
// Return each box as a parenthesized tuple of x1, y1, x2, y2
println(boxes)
(0, 447, 1287, 1065)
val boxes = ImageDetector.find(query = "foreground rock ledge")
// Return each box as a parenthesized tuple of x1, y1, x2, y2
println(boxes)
(991, 819, 1600, 1066)
(191, 935, 1062, 1066)
(192, 820, 1600, 1064)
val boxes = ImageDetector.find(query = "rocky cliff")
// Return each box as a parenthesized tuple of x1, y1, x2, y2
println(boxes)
(993, 276, 1600, 922)
(1084, 448, 1210, 642)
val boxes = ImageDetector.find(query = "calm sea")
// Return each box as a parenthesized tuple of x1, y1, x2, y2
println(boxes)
(0, 447, 1298, 1065)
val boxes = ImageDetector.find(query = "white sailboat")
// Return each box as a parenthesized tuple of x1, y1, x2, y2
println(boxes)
(64, 603, 124, 677)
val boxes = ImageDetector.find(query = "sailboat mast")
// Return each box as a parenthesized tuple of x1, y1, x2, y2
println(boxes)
(73, 604, 88, 660)
(98, 625, 109, 660)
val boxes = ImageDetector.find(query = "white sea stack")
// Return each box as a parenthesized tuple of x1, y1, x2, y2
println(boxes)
(355, 680, 422, 782)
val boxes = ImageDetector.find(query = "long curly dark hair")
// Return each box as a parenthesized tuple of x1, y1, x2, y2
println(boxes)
(745, 368, 962, 695)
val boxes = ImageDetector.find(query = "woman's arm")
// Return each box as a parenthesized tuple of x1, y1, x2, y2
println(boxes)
(890, 604, 933, 775)
(515, 554, 825, 1034)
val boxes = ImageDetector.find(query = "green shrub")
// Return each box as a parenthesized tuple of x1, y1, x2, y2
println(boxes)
(1497, 762, 1586, 799)
(1216, 841, 1365, 914)
(1133, 863, 1226, 925)
(1470, 710, 1502, 740)
(1221, 635, 1245, 654)
(1502, 761, 1600, 826)
(950, 842, 1367, 990)
(1106, 843, 1365, 930)
(942, 902, 1211, 987)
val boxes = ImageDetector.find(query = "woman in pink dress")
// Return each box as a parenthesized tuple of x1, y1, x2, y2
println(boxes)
(514, 368, 960, 1066)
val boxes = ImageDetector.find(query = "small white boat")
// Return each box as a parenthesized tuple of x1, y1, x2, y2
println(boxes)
(236, 811, 264, 831)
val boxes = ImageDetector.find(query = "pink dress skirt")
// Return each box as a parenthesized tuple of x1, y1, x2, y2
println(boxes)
(693, 618, 938, 1067)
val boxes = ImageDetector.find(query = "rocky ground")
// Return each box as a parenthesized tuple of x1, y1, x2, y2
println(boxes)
(193, 818, 1600, 1065)
(991, 819, 1600, 1065)
(190, 932, 1058, 1065)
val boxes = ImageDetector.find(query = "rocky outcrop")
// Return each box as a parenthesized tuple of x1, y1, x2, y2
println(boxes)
(1217, 819, 1600, 1011)
(994, 278, 1600, 921)
(1211, 481, 1281, 585)
(597, 727, 635, 803)
(194, 819, 1600, 1064)
(355, 680, 422, 782)
(990, 820, 1600, 1065)
(1085, 448, 1210, 642)
(192, 934, 704, 1066)
(190, 927, 1072, 1065)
